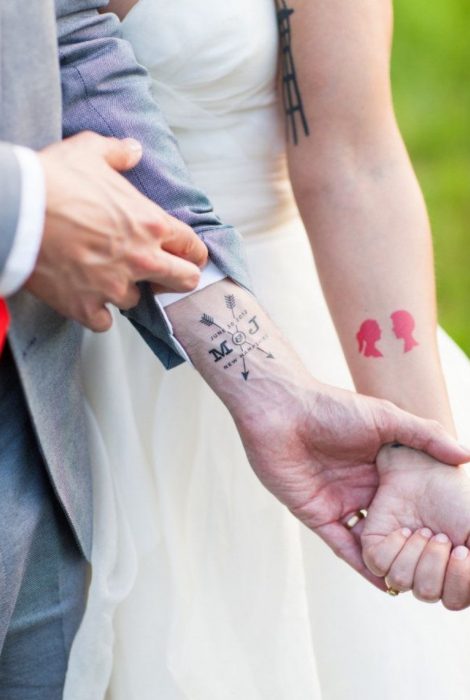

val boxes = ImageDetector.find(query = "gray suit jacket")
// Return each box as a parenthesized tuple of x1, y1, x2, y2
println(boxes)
(0, 0, 250, 559)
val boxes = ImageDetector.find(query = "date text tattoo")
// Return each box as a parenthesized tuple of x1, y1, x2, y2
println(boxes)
(200, 295, 275, 382)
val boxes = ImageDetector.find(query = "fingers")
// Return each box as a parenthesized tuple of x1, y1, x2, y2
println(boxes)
(316, 522, 387, 591)
(413, 533, 452, 603)
(143, 250, 202, 292)
(391, 408, 470, 466)
(161, 216, 209, 268)
(385, 528, 433, 593)
(361, 527, 412, 577)
(98, 136, 143, 172)
(106, 282, 141, 311)
(377, 531, 470, 609)
(442, 546, 470, 611)
(84, 305, 113, 333)
(69, 132, 143, 172)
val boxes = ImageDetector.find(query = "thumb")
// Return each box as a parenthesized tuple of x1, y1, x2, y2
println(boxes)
(100, 136, 143, 172)
(390, 408, 470, 466)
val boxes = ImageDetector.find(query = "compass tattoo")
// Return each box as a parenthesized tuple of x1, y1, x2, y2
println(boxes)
(275, 0, 310, 145)
(200, 295, 275, 382)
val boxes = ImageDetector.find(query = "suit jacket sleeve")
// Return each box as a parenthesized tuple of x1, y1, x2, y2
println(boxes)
(57, 2, 252, 369)
(0, 144, 22, 276)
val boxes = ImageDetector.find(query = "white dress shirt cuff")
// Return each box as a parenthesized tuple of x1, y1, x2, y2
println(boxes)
(156, 260, 226, 308)
(0, 147, 45, 297)
(154, 259, 227, 364)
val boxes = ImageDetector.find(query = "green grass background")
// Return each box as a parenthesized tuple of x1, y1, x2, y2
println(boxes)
(392, 0, 469, 354)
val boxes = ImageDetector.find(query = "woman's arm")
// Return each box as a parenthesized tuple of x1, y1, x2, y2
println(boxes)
(279, 0, 455, 432)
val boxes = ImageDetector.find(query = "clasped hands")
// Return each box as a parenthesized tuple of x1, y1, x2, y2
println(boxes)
(237, 379, 470, 610)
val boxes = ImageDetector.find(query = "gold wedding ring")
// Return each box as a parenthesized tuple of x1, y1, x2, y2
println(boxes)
(345, 509, 367, 530)
(386, 586, 400, 597)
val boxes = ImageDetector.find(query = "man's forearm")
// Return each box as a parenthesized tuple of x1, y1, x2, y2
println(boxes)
(166, 279, 311, 424)
(57, 2, 251, 367)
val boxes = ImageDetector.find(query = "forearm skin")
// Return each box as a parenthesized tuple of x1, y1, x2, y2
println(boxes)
(292, 130, 454, 433)
(166, 279, 315, 427)
(277, 0, 455, 432)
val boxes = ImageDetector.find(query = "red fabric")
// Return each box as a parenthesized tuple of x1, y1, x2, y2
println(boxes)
(0, 299, 10, 356)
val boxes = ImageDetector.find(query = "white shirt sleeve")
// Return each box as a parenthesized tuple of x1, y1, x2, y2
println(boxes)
(0, 147, 45, 297)
(154, 259, 227, 364)
(156, 259, 226, 308)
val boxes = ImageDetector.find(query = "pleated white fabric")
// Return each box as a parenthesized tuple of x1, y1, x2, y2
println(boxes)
(64, 1, 470, 698)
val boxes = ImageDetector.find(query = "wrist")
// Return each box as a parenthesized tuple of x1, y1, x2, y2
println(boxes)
(165, 278, 320, 423)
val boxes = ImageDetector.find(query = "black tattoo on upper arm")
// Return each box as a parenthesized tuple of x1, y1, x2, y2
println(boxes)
(275, 0, 310, 145)
(199, 296, 275, 383)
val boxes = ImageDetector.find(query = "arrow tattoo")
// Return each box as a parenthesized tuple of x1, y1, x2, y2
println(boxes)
(200, 314, 228, 334)
(241, 356, 250, 381)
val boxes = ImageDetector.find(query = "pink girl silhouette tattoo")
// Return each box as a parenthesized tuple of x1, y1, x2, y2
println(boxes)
(356, 319, 384, 358)
(391, 310, 419, 353)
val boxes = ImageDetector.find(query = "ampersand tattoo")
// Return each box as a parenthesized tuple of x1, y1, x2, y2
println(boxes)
(200, 296, 275, 382)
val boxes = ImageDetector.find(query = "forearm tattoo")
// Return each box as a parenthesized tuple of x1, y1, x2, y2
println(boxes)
(391, 310, 419, 353)
(356, 310, 420, 358)
(275, 0, 310, 145)
(200, 295, 275, 382)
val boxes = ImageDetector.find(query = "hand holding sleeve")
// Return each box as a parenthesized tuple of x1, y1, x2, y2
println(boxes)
(57, 2, 251, 367)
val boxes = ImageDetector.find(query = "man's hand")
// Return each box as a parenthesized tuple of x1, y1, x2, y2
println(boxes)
(236, 380, 470, 588)
(26, 132, 208, 331)
(165, 279, 470, 588)
(361, 446, 470, 608)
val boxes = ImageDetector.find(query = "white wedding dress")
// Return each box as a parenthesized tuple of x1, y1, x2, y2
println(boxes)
(65, 1, 470, 698)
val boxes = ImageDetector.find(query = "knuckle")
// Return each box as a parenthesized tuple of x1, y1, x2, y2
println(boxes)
(149, 215, 171, 240)
(130, 252, 155, 274)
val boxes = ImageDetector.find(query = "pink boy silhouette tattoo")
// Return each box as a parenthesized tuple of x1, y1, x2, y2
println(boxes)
(391, 309, 419, 353)
(356, 319, 383, 358)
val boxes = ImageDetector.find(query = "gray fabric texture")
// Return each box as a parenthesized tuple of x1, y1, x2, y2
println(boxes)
(0, 347, 88, 698)
(0, 145, 22, 275)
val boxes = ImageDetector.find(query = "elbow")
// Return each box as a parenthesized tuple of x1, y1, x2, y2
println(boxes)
(289, 120, 408, 208)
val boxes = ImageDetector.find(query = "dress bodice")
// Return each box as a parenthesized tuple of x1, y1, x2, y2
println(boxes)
(121, 0, 297, 237)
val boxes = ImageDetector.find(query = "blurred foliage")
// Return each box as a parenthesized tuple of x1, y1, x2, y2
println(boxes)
(392, 0, 470, 353)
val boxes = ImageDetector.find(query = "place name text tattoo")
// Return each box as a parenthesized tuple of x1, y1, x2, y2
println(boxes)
(200, 295, 275, 382)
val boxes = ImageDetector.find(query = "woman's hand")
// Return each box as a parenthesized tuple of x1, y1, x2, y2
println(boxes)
(361, 445, 470, 609)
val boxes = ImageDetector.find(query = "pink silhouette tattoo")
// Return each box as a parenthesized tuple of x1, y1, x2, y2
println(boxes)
(356, 319, 384, 358)
(391, 310, 419, 353)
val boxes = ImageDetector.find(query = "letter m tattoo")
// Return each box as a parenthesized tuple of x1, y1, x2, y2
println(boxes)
(208, 340, 233, 363)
